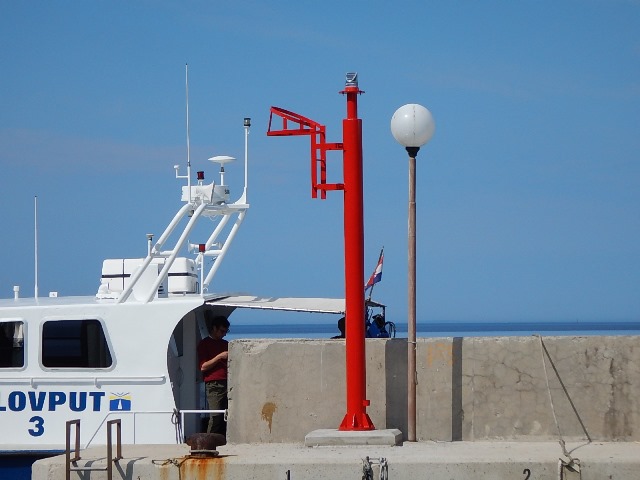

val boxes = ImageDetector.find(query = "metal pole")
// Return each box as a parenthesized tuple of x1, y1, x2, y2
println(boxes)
(339, 76, 374, 431)
(407, 147, 419, 441)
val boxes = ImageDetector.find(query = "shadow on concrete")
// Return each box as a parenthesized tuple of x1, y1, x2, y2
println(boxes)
(385, 339, 407, 438)
(452, 337, 463, 441)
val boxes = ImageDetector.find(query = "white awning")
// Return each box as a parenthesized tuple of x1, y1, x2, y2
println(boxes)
(205, 295, 346, 314)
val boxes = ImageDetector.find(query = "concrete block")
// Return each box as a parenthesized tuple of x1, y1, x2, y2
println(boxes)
(304, 428, 403, 446)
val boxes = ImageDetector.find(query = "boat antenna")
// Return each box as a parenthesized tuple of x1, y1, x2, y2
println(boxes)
(185, 63, 192, 201)
(174, 64, 193, 199)
(34, 195, 39, 299)
(239, 117, 251, 204)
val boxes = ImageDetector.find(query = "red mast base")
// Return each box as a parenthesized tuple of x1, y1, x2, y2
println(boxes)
(338, 412, 375, 431)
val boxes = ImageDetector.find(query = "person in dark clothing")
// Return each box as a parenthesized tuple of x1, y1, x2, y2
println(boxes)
(197, 313, 230, 435)
(331, 317, 346, 339)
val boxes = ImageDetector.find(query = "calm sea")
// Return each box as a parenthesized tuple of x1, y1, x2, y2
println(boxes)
(225, 319, 640, 340)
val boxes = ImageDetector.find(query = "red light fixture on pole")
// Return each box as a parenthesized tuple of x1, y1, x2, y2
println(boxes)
(267, 73, 374, 431)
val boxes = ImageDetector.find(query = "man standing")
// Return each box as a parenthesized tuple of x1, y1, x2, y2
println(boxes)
(197, 313, 230, 435)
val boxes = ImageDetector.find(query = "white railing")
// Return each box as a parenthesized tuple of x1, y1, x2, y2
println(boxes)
(84, 408, 227, 447)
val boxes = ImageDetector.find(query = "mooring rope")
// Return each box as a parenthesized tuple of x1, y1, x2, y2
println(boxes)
(537, 334, 591, 470)
(172, 408, 183, 444)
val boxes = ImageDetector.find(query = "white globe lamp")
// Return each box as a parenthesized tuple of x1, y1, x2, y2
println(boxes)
(391, 103, 435, 150)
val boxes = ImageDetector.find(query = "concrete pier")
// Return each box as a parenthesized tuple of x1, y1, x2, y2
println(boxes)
(33, 440, 640, 479)
(32, 335, 640, 479)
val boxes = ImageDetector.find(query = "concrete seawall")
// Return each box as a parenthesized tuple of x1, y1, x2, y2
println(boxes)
(227, 335, 640, 443)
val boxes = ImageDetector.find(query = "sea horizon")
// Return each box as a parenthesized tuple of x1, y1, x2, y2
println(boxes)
(225, 318, 640, 340)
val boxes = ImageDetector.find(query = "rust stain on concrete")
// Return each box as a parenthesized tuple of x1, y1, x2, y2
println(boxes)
(157, 459, 171, 480)
(181, 456, 227, 480)
(427, 341, 453, 367)
(261, 402, 277, 433)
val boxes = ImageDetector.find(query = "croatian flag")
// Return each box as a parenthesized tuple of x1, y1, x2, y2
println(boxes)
(365, 249, 384, 292)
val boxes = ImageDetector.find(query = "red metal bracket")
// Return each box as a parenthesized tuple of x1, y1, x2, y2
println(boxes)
(267, 106, 344, 199)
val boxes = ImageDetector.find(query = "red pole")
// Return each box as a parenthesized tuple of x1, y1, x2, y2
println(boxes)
(339, 76, 374, 431)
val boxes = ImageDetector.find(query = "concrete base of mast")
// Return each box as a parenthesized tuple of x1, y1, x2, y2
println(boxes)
(304, 428, 403, 447)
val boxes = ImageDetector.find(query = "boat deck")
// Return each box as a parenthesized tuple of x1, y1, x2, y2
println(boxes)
(32, 440, 640, 479)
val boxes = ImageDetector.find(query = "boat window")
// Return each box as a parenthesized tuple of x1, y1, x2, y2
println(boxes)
(0, 321, 24, 368)
(42, 319, 112, 368)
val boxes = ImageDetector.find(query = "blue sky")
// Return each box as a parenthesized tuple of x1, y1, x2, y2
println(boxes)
(1, 1, 638, 325)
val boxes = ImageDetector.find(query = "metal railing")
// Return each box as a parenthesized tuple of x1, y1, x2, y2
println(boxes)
(66, 418, 123, 480)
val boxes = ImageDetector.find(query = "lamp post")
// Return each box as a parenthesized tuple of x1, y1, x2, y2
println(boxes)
(390, 104, 435, 442)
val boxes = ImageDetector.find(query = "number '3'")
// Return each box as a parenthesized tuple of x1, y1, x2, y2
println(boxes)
(28, 416, 45, 437)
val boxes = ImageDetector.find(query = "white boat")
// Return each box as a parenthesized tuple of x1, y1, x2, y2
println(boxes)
(0, 116, 346, 460)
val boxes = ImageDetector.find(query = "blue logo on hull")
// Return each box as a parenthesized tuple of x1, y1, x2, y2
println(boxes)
(109, 393, 132, 411)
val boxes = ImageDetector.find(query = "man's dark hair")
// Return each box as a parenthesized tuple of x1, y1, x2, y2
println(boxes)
(205, 311, 230, 332)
